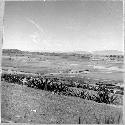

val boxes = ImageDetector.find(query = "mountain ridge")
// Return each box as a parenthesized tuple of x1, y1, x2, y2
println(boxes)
(2, 49, 124, 55)
(92, 50, 124, 55)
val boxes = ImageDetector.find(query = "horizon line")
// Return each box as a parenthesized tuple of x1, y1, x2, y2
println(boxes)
(2, 48, 124, 53)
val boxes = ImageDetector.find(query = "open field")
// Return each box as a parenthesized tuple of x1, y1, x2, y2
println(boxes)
(1, 81, 123, 124)
(2, 51, 124, 81)
(2, 0, 124, 124)
(1, 50, 124, 124)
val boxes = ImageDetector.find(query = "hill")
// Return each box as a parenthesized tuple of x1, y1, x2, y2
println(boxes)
(2, 49, 23, 54)
(2, 49, 124, 57)
(92, 50, 124, 55)
(70, 51, 92, 55)
(1, 81, 123, 124)
(2, 49, 92, 57)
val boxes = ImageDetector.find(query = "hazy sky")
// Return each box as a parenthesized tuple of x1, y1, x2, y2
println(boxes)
(3, 1, 123, 52)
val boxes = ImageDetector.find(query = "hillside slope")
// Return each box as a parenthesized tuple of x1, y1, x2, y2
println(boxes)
(1, 81, 123, 124)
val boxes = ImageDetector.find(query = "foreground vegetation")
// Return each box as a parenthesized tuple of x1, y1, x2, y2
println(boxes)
(1, 49, 124, 124)
(1, 81, 123, 124)
(1, 72, 123, 105)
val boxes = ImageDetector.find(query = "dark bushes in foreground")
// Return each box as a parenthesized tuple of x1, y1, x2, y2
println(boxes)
(1, 73, 122, 105)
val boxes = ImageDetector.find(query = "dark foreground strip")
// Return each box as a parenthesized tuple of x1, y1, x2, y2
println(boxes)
(1, 73, 123, 105)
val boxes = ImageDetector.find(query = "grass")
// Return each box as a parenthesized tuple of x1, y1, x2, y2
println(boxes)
(2, 73, 123, 105)
(1, 52, 124, 123)
(1, 81, 123, 124)
(2, 54, 124, 81)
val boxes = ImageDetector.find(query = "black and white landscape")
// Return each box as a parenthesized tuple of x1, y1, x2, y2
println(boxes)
(1, 1, 124, 124)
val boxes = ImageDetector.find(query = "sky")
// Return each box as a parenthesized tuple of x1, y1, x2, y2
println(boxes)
(3, 1, 124, 52)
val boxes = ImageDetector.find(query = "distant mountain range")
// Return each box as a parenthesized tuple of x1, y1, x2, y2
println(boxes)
(2, 49, 22, 53)
(70, 51, 92, 55)
(2, 49, 30, 55)
(2, 49, 124, 55)
(92, 50, 124, 55)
